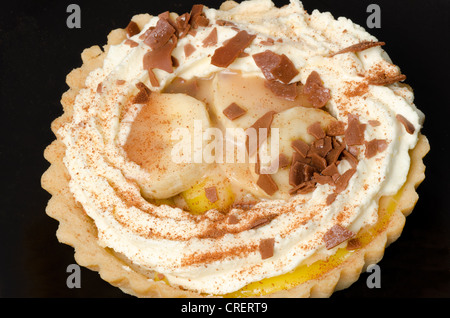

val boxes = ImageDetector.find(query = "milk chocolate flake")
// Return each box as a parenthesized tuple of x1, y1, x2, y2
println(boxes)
(327, 121, 346, 136)
(189, 4, 210, 29)
(323, 224, 355, 250)
(132, 82, 151, 104)
(202, 27, 218, 47)
(345, 114, 366, 146)
(211, 30, 256, 68)
(184, 43, 196, 57)
(303, 71, 331, 108)
(223, 102, 247, 120)
(252, 50, 299, 84)
(335, 168, 356, 193)
(259, 238, 275, 260)
(368, 74, 406, 86)
(125, 21, 141, 37)
(307, 122, 326, 139)
(257, 174, 279, 196)
(331, 41, 385, 56)
(396, 114, 415, 134)
(144, 18, 176, 50)
(277, 153, 290, 169)
(326, 193, 338, 205)
(246, 111, 276, 155)
(365, 139, 387, 159)
(175, 13, 191, 38)
(289, 161, 305, 186)
(291, 139, 309, 158)
(205, 186, 218, 203)
(143, 35, 177, 73)
(264, 80, 298, 101)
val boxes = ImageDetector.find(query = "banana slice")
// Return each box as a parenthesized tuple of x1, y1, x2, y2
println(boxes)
(123, 92, 212, 199)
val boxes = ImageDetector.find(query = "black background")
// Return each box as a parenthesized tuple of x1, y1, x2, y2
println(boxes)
(1, 0, 449, 300)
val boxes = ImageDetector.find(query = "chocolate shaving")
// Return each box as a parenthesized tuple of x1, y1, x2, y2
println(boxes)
(291, 139, 310, 158)
(368, 73, 406, 86)
(132, 82, 151, 104)
(331, 41, 385, 57)
(204, 186, 218, 203)
(211, 30, 256, 68)
(289, 180, 316, 195)
(396, 114, 415, 134)
(309, 152, 327, 170)
(175, 13, 191, 38)
(189, 4, 210, 29)
(256, 174, 278, 196)
(184, 43, 196, 57)
(202, 27, 218, 47)
(325, 141, 345, 166)
(303, 164, 316, 182)
(252, 50, 299, 84)
(289, 161, 305, 186)
(303, 71, 331, 108)
(216, 19, 237, 27)
(313, 172, 333, 185)
(307, 122, 326, 139)
(259, 238, 275, 260)
(277, 153, 290, 169)
(143, 35, 178, 73)
(125, 21, 141, 37)
(260, 38, 275, 46)
(335, 168, 356, 193)
(249, 214, 276, 230)
(144, 18, 176, 50)
(345, 114, 366, 146)
(364, 139, 385, 159)
(342, 150, 358, 168)
(223, 102, 247, 120)
(292, 151, 311, 165)
(323, 224, 355, 250)
(310, 137, 332, 158)
(264, 80, 298, 101)
(148, 69, 160, 87)
(246, 111, 276, 156)
(327, 121, 346, 136)
(322, 163, 339, 177)
(326, 193, 338, 205)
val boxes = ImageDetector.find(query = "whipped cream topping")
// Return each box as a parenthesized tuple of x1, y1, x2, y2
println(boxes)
(59, 0, 424, 294)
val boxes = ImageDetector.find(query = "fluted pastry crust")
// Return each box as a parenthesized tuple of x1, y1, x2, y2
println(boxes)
(42, 11, 429, 298)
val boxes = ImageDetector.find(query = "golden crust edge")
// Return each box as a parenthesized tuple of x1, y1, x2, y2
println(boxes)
(41, 18, 430, 298)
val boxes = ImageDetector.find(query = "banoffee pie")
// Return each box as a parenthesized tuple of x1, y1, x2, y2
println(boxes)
(42, 0, 429, 297)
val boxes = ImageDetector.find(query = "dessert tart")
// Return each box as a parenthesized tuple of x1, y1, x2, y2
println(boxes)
(42, 0, 429, 297)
